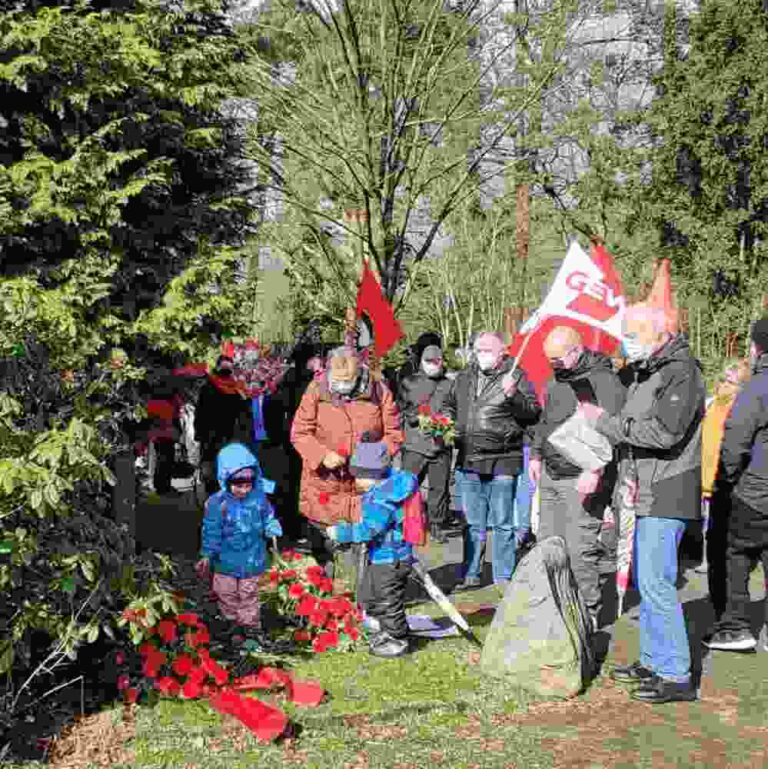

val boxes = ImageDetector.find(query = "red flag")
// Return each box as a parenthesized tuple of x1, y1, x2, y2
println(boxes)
(645, 258, 679, 332)
(508, 241, 625, 401)
(355, 262, 404, 357)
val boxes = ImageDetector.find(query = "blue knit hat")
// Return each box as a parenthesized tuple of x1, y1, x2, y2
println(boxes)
(350, 433, 391, 479)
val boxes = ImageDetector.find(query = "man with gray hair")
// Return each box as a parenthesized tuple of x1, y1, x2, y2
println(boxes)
(580, 303, 705, 703)
(444, 331, 541, 589)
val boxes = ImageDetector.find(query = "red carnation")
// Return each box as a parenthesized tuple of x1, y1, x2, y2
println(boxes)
(318, 491, 331, 506)
(282, 549, 299, 562)
(139, 641, 154, 657)
(336, 445, 350, 458)
(308, 610, 329, 628)
(156, 676, 181, 697)
(115, 651, 126, 666)
(176, 613, 200, 627)
(117, 674, 130, 691)
(418, 403, 431, 415)
(348, 627, 360, 641)
(296, 595, 317, 616)
(325, 618, 339, 632)
(181, 678, 204, 699)
(288, 583, 305, 600)
(312, 636, 327, 653)
(157, 619, 178, 644)
(294, 630, 312, 642)
(317, 630, 339, 649)
(318, 577, 334, 594)
(124, 687, 139, 704)
(185, 627, 210, 648)
(269, 569, 280, 584)
(172, 654, 195, 678)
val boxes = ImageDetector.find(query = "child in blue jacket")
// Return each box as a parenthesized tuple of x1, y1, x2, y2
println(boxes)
(328, 435, 425, 658)
(196, 443, 282, 640)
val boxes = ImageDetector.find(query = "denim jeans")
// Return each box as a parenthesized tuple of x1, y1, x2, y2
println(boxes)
(514, 446, 532, 532)
(457, 469, 520, 582)
(634, 516, 690, 683)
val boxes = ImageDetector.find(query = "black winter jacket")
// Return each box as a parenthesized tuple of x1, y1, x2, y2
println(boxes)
(533, 351, 626, 478)
(397, 371, 453, 458)
(444, 357, 541, 466)
(719, 354, 768, 521)
(595, 335, 705, 520)
(194, 379, 254, 458)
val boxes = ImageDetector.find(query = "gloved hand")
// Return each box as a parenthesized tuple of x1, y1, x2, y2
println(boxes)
(326, 525, 338, 541)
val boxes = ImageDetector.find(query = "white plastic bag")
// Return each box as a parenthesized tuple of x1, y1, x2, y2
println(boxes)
(547, 410, 613, 472)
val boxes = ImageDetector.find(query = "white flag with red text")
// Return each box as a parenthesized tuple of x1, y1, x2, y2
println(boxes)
(509, 241, 626, 400)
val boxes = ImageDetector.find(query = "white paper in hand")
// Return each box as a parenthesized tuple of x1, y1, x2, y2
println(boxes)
(547, 410, 613, 472)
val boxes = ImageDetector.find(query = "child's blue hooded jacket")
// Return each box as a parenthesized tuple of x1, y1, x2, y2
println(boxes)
(331, 469, 419, 565)
(200, 443, 282, 578)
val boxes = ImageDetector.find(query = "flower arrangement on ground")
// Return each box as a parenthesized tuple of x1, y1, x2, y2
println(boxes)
(114, 601, 324, 742)
(417, 403, 456, 446)
(259, 549, 363, 653)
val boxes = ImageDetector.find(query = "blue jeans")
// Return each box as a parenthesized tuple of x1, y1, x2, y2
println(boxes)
(514, 446, 532, 532)
(456, 469, 520, 583)
(634, 516, 690, 683)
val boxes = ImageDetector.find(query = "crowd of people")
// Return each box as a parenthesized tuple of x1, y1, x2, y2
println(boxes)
(142, 310, 768, 705)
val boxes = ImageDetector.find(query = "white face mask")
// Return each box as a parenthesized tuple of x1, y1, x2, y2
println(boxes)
(422, 361, 443, 378)
(475, 352, 498, 372)
(329, 377, 356, 394)
(622, 337, 652, 363)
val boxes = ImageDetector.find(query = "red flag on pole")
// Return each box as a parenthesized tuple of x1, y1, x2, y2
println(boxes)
(507, 241, 626, 400)
(355, 262, 404, 357)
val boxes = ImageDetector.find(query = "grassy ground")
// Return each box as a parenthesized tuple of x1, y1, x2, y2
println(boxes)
(16, 494, 768, 769)
(112, 569, 768, 768)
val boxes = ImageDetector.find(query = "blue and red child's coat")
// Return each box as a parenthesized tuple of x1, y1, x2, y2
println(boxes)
(331, 469, 421, 564)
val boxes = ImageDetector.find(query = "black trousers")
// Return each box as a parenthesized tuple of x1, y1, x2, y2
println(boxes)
(717, 496, 768, 634)
(401, 450, 451, 526)
(707, 487, 731, 621)
(365, 560, 411, 639)
(153, 441, 175, 493)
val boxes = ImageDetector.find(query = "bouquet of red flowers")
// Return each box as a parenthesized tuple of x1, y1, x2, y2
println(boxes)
(114, 598, 325, 742)
(417, 403, 456, 446)
(260, 550, 363, 653)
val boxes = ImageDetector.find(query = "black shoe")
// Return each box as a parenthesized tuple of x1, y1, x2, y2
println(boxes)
(631, 679, 697, 703)
(702, 629, 757, 652)
(612, 661, 655, 684)
(429, 524, 448, 544)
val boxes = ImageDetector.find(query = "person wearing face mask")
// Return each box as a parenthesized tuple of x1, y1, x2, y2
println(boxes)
(195, 355, 255, 494)
(530, 326, 625, 632)
(397, 344, 454, 543)
(579, 303, 705, 704)
(702, 319, 768, 654)
(291, 346, 403, 576)
(444, 331, 541, 590)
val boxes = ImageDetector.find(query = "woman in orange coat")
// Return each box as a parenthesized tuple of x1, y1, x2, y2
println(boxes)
(698, 359, 750, 617)
(291, 346, 404, 573)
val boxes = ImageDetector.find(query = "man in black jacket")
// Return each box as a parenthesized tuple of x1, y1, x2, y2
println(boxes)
(398, 344, 454, 544)
(445, 331, 541, 589)
(581, 304, 705, 704)
(704, 318, 768, 653)
(194, 355, 254, 494)
(531, 326, 625, 630)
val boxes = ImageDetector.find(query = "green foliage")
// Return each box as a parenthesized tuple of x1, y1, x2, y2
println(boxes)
(240, 0, 571, 330)
(0, 0, 259, 754)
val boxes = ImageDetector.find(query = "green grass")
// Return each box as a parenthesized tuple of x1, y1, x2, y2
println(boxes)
(10, 567, 768, 768)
